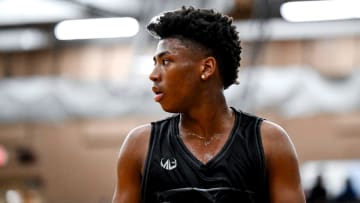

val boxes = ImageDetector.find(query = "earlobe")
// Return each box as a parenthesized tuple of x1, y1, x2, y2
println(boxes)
(200, 57, 216, 80)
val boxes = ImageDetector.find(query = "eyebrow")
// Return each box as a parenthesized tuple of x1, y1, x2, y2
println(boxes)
(153, 51, 171, 61)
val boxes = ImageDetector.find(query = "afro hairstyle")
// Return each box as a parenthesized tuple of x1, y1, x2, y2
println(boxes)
(147, 6, 241, 89)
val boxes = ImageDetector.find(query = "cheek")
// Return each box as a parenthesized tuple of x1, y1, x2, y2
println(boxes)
(170, 75, 198, 105)
(160, 71, 199, 112)
(169, 71, 196, 94)
(163, 61, 200, 99)
(163, 74, 189, 100)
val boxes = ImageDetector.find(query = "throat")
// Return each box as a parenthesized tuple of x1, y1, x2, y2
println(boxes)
(185, 132, 222, 147)
(177, 108, 237, 164)
(180, 132, 229, 164)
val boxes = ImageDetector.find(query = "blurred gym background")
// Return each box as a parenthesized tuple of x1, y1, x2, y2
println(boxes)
(0, 0, 359, 202)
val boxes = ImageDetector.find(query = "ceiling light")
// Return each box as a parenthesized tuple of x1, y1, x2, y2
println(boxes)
(280, 0, 360, 22)
(0, 0, 84, 25)
(54, 17, 139, 40)
(0, 29, 49, 51)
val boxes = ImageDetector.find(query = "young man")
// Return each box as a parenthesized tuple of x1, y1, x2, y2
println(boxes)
(112, 6, 305, 203)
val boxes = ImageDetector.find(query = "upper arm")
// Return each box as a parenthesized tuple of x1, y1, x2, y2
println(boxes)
(261, 120, 305, 203)
(112, 124, 151, 203)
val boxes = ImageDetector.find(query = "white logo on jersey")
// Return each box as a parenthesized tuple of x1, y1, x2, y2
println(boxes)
(160, 158, 177, 170)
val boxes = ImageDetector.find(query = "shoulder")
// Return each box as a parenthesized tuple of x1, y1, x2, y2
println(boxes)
(117, 116, 178, 172)
(117, 124, 152, 172)
(122, 124, 152, 149)
(259, 119, 301, 177)
(122, 115, 177, 150)
(120, 124, 152, 155)
(113, 124, 152, 203)
(260, 120, 288, 141)
(259, 121, 305, 202)
(260, 120, 297, 159)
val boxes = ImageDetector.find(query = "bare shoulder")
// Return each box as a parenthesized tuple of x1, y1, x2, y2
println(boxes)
(113, 124, 152, 203)
(260, 120, 297, 158)
(117, 124, 152, 173)
(122, 124, 152, 149)
(260, 120, 305, 202)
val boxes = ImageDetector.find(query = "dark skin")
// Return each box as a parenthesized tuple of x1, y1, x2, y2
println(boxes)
(112, 38, 306, 203)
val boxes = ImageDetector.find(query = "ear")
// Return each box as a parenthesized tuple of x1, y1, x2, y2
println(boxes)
(200, 57, 216, 80)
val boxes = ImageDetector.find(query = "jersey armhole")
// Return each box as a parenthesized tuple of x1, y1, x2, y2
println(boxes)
(255, 118, 270, 201)
(140, 122, 157, 203)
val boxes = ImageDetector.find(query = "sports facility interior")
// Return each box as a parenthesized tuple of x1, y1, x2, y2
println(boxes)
(0, 0, 359, 202)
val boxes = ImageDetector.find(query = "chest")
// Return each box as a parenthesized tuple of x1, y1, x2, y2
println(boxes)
(141, 114, 269, 203)
(147, 131, 262, 189)
(180, 133, 230, 164)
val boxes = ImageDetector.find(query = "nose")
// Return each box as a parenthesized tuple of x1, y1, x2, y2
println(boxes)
(149, 65, 161, 82)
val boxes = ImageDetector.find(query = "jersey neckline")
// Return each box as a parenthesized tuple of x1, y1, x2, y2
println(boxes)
(171, 107, 241, 169)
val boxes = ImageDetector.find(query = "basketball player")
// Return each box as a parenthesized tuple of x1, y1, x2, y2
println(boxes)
(112, 6, 305, 203)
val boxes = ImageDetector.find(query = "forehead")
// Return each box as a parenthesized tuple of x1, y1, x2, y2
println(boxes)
(154, 38, 189, 56)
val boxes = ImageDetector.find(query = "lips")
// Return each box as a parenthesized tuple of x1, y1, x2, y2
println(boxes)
(152, 86, 164, 102)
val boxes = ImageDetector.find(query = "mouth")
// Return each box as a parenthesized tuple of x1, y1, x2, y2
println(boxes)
(152, 87, 164, 102)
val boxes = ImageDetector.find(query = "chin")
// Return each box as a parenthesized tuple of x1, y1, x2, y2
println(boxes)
(161, 106, 178, 113)
(160, 103, 181, 114)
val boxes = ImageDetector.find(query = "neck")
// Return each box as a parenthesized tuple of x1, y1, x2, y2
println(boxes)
(179, 94, 234, 139)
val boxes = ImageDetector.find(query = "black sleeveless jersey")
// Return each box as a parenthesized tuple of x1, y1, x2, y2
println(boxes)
(141, 109, 269, 203)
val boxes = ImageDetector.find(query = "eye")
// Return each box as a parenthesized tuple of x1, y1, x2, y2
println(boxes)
(162, 59, 170, 65)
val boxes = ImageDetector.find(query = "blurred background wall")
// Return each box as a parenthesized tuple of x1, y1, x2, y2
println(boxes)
(0, 0, 359, 202)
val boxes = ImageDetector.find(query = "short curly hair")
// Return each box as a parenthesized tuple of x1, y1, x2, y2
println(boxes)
(147, 6, 241, 89)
